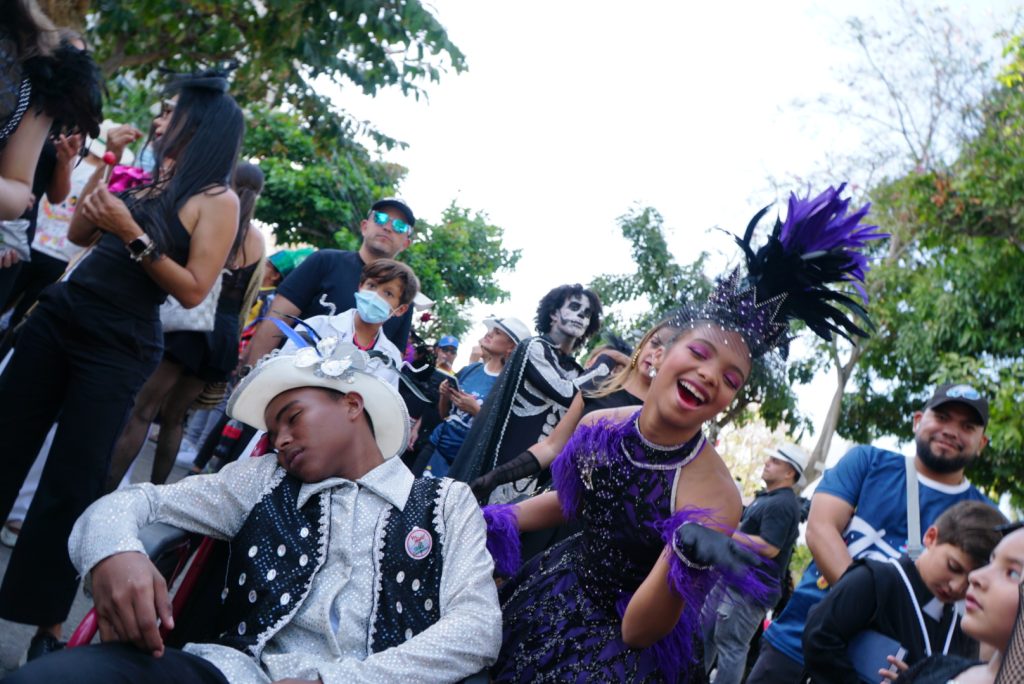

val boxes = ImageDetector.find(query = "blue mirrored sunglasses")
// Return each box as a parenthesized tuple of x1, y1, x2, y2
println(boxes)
(946, 385, 981, 400)
(371, 211, 411, 234)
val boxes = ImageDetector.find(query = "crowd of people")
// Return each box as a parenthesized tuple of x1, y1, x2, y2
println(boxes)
(0, 1, 1021, 682)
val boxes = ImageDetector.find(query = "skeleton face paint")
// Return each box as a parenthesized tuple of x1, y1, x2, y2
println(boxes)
(550, 294, 592, 343)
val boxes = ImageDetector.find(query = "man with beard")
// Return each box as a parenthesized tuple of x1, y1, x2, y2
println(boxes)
(747, 384, 997, 684)
(447, 284, 601, 502)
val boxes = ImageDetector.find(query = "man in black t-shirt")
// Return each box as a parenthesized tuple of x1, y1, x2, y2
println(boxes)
(241, 197, 417, 365)
(704, 443, 807, 684)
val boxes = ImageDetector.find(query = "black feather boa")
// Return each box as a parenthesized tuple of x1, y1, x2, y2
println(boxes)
(22, 42, 103, 138)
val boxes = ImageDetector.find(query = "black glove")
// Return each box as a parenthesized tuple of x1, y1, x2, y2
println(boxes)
(672, 522, 762, 574)
(470, 451, 541, 503)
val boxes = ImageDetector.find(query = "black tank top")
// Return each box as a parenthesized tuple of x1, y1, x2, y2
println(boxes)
(581, 387, 642, 416)
(217, 261, 259, 315)
(69, 211, 191, 319)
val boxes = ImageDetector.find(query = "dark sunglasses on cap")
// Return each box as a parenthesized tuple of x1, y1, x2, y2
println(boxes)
(371, 211, 411, 235)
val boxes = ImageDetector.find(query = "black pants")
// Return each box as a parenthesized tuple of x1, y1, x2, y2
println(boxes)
(6, 249, 68, 328)
(1, 642, 228, 684)
(0, 261, 24, 316)
(0, 284, 161, 625)
(745, 639, 809, 684)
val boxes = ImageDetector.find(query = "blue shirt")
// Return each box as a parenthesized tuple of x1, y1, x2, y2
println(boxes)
(430, 362, 500, 461)
(763, 445, 993, 665)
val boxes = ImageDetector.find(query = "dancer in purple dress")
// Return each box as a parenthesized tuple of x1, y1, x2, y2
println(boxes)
(484, 185, 888, 683)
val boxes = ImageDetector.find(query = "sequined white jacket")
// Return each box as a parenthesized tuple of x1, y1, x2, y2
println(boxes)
(69, 455, 502, 684)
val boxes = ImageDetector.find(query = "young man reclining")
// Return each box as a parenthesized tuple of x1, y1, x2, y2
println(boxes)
(6, 342, 501, 684)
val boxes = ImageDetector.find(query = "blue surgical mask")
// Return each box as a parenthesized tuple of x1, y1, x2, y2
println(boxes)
(355, 289, 393, 324)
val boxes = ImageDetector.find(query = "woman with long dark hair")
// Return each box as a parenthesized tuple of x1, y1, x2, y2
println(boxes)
(105, 161, 266, 489)
(0, 70, 243, 661)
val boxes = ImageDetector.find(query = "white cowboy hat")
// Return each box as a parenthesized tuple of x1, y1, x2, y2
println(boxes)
(228, 341, 409, 460)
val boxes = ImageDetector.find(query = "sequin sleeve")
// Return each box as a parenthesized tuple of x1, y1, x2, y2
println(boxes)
(314, 480, 502, 684)
(68, 455, 280, 577)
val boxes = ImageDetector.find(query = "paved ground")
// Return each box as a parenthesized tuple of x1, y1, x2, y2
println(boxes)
(0, 440, 190, 675)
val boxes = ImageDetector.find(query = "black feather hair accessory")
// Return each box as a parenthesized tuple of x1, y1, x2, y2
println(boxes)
(161, 62, 239, 95)
(667, 184, 888, 360)
(599, 331, 634, 357)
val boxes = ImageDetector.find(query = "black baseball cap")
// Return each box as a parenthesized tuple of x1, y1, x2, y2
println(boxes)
(371, 197, 415, 228)
(923, 383, 989, 427)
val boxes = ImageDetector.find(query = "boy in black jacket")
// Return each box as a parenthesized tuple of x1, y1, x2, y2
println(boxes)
(803, 500, 1007, 684)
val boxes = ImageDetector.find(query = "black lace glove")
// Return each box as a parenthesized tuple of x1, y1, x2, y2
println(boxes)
(671, 522, 762, 574)
(470, 451, 541, 503)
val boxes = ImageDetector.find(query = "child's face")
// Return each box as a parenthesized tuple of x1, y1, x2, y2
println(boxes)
(645, 324, 751, 432)
(963, 529, 1024, 651)
(360, 277, 406, 314)
(917, 540, 975, 603)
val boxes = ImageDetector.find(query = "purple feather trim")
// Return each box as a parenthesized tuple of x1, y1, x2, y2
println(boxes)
(550, 446, 582, 521)
(609, 507, 777, 681)
(482, 504, 520, 577)
(779, 183, 889, 300)
(615, 591, 699, 683)
(551, 414, 640, 519)
(655, 507, 776, 607)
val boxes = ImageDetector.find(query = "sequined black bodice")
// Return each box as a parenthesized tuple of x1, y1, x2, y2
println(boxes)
(572, 433, 677, 609)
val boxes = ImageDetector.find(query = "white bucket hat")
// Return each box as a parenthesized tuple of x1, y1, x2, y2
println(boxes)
(764, 443, 811, 487)
(228, 341, 409, 460)
(483, 316, 532, 346)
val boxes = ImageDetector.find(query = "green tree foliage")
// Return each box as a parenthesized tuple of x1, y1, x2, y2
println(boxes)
(588, 206, 711, 335)
(589, 206, 809, 437)
(785, 3, 1008, 482)
(837, 63, 1024, 504)
(83, 0, 466, 150)
(400, 203, 521, 341)
(243, 105, 405, 247)
(71, 1, 521, 336)
(83, 0, 466, 248)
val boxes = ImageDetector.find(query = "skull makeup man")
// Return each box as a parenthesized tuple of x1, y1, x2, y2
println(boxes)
(448, 284, 602, 502)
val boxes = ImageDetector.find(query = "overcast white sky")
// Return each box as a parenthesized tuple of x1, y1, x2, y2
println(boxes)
(335, 0, 1017, 460)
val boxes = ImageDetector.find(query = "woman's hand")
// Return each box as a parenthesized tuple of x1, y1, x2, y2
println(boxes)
(78, 186, 140, 242)
(103, 125, 143, 165)
(54, 133, 82, 166)
(450, 389, 480, 416)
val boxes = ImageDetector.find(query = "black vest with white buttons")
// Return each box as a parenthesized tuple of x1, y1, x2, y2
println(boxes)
(214, 471, 445, 658)
(369, 476, 444, 652)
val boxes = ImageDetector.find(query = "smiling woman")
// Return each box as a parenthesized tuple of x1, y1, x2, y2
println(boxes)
(480, 184, 889, 683)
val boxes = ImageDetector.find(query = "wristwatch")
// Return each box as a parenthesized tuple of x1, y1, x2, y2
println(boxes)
(125, 234, 160, 262)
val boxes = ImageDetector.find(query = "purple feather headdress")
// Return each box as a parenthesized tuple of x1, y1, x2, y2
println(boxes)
(670, 184, 887, 359)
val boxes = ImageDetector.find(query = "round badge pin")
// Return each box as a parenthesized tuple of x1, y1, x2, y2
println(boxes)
(405, 526, 432, 560)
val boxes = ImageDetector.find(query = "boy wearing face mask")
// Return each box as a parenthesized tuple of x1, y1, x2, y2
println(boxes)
(280, 259, 419, 389)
